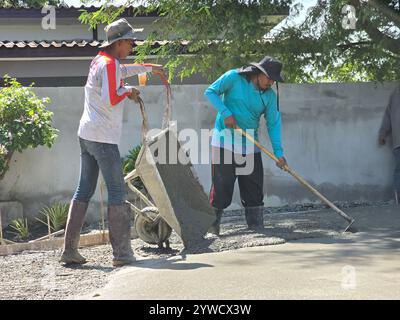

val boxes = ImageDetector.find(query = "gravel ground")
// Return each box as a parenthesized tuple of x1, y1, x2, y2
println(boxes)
(0, 201, 393, 300)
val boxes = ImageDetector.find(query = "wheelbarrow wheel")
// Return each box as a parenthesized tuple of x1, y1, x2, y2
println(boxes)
(135, 206, 172, 245)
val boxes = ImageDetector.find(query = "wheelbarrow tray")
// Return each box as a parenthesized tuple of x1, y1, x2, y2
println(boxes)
(135, 125, 215, 249)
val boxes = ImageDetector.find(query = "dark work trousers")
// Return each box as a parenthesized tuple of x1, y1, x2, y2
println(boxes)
(209, 147, 264, 210)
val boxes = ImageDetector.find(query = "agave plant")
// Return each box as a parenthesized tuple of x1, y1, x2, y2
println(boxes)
(123, 145, 142, 175)
(123, 145, 144, 190)
(36, 202, 69, 232)
(9, 218, 30, 240)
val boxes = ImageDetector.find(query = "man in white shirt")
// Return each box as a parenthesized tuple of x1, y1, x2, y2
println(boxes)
(61, 18, 165, 267)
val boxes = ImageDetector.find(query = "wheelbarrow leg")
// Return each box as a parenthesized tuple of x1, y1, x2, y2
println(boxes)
(157, 239, 171, 250)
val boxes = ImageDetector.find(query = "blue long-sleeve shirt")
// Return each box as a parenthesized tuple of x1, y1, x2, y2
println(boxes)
(204, 69, 284, 157)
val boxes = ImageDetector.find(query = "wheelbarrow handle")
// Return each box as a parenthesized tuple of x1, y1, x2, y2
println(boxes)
(137, 97, 150, 144)
(135, 77, 171, 143)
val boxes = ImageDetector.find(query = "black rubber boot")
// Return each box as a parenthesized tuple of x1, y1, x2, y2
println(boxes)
(245, 206, 264, 230)
(108, 203, 136, 267)
(207, 208, 223, 236)
(60, 200, 89, 265)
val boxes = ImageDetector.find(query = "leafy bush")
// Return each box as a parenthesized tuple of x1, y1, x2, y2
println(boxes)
(123, 145, 142, 175)
(0, 75, 59, 179)
(123, 145, 145, 190)
(36, 202, 69, 232)
(9, 218, 30, 240)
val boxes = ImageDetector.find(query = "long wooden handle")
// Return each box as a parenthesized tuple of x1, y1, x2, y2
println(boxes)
(236, 128, 354, 224)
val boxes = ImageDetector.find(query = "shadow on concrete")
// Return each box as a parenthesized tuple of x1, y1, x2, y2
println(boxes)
(134, 256, 213, 271)
(62, 264, 115, 272)
(220, 205, 400, 269)
(60, 256, 213, 272)
(137, 246, 181, 256)
(241, 231, 400, 269)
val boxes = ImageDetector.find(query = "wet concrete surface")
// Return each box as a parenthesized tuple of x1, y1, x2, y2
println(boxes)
(78, 204, 400, 300)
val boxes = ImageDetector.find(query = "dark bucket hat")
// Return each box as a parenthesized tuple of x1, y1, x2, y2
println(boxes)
(239, 56, 284, 82)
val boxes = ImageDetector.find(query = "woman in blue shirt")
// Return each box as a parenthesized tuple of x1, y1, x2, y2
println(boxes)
(204, 56, 287, 235)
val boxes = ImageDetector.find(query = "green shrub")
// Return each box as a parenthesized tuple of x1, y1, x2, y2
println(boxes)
(123, 145, 142, 175)
(0, 75, 59, 179)
(36, 202, 69, 232)
(123, 145, 145, 190)
(9, 218, 30, 240)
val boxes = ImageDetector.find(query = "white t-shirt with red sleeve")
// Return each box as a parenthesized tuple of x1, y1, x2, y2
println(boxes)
(78, 51, 152, 144)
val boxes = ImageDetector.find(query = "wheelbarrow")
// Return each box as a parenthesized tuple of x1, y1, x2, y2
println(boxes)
(124, 84, 215, 250)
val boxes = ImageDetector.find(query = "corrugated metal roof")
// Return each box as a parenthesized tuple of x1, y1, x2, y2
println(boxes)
(0, 40, 189, 58)
(0, 5, 134, 9)
(0, 40, 102, 49)
(0, 40, 189, 49)
(0, 40, 183, 49)
(0, 5, 101, 9)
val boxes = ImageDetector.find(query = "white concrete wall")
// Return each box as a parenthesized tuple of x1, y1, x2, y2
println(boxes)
(0, 23, 93, 42)
(0, 60, 92, 78)
(0, 83, 397, 221)
(0, 59, 208, 84)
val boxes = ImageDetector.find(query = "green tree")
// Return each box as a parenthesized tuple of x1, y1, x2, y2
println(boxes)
(79, 0, 399, 83)
(275, 0, 399, 82)
(0, 76, 59, 179)
(79, 0, 291, 81)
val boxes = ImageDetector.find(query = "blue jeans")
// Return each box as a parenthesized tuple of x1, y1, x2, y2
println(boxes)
(394, 147, 400, 192)
(73, 138, 126, 205)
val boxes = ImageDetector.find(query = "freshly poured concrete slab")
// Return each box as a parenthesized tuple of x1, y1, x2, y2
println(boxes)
(79, 205, 400, 300)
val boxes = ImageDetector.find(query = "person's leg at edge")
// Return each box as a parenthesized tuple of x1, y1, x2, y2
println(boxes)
(61, 138, 99, 264)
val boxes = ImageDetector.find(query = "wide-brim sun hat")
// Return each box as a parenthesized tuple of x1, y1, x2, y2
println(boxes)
(239, 55, 284, 83)
(99, 18, 144, 48)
